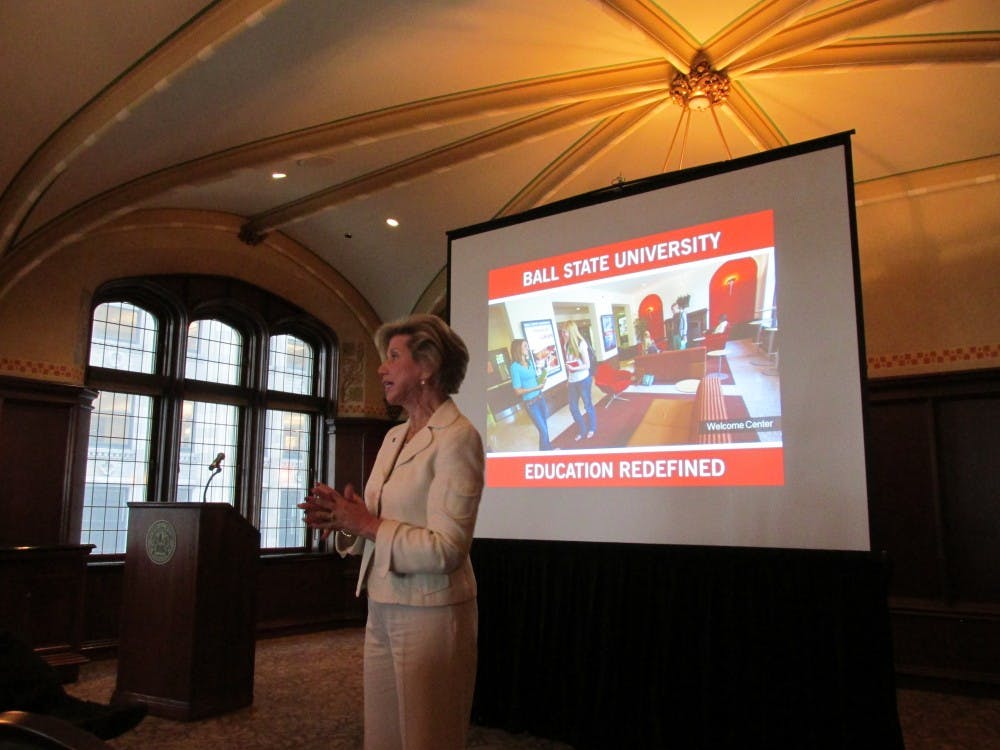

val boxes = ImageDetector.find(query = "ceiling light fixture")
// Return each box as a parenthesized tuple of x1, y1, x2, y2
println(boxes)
(271, 172, 287, 180)
(386, 218, 399, 227)
(670, 58, 730, 111)
(664, 56, 733, 172)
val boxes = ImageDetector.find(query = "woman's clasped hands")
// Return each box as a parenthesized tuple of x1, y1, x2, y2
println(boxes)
(298, 482, 378, 541)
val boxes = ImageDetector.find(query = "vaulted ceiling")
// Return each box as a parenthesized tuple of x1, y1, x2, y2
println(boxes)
(2, 0, 998, 323)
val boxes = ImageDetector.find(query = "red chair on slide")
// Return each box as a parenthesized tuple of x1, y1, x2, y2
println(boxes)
(701, 330, 728, 351)
(594, 363, 631, 407)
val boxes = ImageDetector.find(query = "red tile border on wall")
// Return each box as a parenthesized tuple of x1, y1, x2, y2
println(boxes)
(867, 343, 1000, 377)
(9, 346, 991, 406)
(0, 357, 83, 383)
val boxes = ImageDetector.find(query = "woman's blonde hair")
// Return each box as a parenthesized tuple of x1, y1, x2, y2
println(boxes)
(374, 314, 470, 395)
(562, 321, 586, 359)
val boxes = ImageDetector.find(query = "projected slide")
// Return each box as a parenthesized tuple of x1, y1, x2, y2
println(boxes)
(486, 210, 782, 488)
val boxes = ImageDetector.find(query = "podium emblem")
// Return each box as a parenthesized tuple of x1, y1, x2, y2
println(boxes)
(146, 519, 177, 565)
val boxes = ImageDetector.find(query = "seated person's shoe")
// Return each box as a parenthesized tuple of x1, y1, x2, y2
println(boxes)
(48, 694, 148, 740)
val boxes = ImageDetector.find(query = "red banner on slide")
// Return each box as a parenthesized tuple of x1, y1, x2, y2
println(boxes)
(489, 210, 774, 300)
(486, 446, 784, 487)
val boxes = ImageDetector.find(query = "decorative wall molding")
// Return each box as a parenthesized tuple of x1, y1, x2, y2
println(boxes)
(0, 357, 82, 383)
(867, 343, 999, 377)
(339, 402, 389, 418)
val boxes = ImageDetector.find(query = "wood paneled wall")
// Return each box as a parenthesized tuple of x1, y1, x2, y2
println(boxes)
(0, 378, 96, 546)
(866, 369, 1000, 683)
(1, 372, 996, 684)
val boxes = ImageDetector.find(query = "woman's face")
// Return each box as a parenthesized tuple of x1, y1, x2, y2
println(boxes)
(377, 334, 426, 407)
(520, 340, 530, 360)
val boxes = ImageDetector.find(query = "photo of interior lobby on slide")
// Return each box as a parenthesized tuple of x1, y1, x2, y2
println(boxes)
(485, 252, 780, 455)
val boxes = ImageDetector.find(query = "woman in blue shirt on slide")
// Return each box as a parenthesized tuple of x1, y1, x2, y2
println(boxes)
(509, 338, 553, 450)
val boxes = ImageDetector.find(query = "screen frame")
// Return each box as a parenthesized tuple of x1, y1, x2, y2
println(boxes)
(447, 132, 872, 552)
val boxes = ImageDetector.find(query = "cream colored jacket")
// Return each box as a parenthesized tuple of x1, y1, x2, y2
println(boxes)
(337, 398, 484, 606)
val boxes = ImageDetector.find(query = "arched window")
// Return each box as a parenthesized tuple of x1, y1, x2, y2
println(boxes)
(268, 333, 314, 395)
(83, 302, 158, 554)
(82, 277, 337, 555)
(260, 334, 317, 547)
(178, 319, 243, 503)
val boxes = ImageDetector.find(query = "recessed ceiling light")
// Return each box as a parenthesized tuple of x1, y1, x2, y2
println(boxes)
(271, 172, 287, 180)
(386, 218, 399, 227)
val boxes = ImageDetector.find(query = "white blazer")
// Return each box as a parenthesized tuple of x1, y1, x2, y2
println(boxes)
(337, 398, 484, 606)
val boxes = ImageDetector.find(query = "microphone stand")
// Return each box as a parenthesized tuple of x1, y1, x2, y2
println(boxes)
(202, 463, 222, 502)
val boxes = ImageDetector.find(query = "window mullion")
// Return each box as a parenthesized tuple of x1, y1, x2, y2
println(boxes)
(243, 400, 265, 526)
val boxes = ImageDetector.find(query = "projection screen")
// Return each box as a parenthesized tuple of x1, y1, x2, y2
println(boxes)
(448, 133, 870, 551)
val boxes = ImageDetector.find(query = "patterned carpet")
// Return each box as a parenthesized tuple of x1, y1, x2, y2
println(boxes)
(66, 627, 1000, 749)
(66, 628, 570, 750)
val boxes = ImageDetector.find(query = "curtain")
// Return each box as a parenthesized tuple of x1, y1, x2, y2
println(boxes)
(471, 540, 903, 749)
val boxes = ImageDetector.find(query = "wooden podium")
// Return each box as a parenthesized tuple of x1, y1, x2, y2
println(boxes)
(115, 503, 259, 720)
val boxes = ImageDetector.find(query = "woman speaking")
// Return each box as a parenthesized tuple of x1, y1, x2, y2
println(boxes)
(299, 314, 484, 750)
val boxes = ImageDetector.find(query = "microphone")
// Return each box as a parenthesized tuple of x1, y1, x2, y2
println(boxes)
(208, 452, 225, 471)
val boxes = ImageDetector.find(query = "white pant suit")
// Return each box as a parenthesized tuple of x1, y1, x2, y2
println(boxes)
(337, 399, 484, 750)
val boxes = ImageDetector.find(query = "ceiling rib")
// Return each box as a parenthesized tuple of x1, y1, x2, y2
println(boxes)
(704, 0, 819, 71)
(720, 85, 787, 152)
(240, 92, 668, 238)
(743, 32, 1000, 73)
(600, 0, 700, 73)
(725, 0, 944, 77)
(498, 100, 667, 217)
(854, 154, 1000, 206)
(12, 61, 674, 260)
(0, 0, 288, 256)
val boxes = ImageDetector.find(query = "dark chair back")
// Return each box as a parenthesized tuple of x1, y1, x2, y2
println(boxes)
(0, 711, 113, 750)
